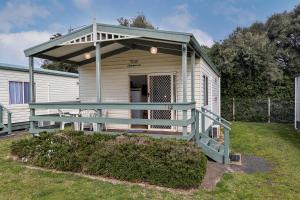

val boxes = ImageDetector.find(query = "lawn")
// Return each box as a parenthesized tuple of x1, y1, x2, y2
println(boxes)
(0, 122, 299, 200)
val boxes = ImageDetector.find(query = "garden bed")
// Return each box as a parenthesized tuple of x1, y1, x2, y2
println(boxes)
(10, 130, 207, 189)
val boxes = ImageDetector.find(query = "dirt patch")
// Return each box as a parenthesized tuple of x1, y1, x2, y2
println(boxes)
(201, 155, 273, 191)
(238, 154, 273, 174)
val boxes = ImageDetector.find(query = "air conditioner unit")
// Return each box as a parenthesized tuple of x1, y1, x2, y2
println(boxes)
(211, 125, 220, 139)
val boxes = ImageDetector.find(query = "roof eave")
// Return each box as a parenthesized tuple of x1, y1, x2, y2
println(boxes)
(190, 36, 220, 77)
(24, 25, 93, 57)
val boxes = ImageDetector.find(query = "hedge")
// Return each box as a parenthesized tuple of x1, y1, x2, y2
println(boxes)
(10, 131, 207, 188)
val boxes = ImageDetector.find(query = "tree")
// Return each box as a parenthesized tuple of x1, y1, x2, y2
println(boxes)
(41, 60, 78, 73)
(205, 4, 300, 99)
(117, 13, 155, 29)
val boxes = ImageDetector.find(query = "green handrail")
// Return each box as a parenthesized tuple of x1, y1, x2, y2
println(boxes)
(197, 109, 231, 131)
(201, 107, 231, 126)
(196, 108, 231, 164)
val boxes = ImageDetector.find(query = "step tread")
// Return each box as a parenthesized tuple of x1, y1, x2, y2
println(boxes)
(0, 130, 8, 134)
(210, 142, 221, 151)
(197, 140, 224, 163)
(199, 137, 210, 145)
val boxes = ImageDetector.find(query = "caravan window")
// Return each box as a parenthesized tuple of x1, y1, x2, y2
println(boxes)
(9, 81, 30, 104)
(203, 75, 209, 106)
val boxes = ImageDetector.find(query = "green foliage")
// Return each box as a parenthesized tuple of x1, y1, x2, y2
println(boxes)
(118, 13, 155, 29)
(205, 4, 300, 100)
(10, 131, 206, 189)
(41, 60, 78, 73)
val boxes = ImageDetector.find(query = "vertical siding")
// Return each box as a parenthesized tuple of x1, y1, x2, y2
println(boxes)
(78, 49, 220, 131)
(0, 69, 79, 124)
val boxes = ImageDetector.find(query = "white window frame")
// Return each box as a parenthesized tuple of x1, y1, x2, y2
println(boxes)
(9, 81, 30, 105)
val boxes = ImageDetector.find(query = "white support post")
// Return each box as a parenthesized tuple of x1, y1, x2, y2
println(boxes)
(96, 42, 102, 131)
(182, 44, 187, 136)
(191, 51, 195, 102)
(29, 56, 36, 132)
(191, 51, 196, 136)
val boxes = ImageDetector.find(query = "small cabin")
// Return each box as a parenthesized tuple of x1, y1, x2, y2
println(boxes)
(22, 22, 231, 164)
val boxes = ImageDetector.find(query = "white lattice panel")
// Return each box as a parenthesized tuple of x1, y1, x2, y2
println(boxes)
(62, 31, 139, 45)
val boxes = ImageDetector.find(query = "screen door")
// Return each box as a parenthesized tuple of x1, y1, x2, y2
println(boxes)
(148, 73, 174, 130)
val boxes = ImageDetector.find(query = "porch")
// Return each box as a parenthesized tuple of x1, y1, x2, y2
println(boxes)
(29, 101, 231, 164)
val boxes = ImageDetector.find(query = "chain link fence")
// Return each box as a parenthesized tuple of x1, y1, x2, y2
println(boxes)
(222, 97, 294, 123)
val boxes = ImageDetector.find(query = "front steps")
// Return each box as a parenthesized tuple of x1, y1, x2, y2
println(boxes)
(197, 133, 226, 164)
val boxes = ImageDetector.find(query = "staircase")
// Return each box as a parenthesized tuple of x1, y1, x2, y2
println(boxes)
(0, 104, 12, 136)
(194, 107, 231, 164)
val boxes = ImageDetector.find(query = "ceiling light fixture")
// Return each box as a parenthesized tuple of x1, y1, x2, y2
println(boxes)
(84, 53, 91, 59)
(150, 47, 158, 55)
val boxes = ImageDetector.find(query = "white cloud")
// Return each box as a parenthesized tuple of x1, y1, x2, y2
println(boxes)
(213, 1, 256, 25)
(162, 4, 214, 47)
(73, 0, 92, 9)
(0, 31, 51, 66)
(0, 0, 49, 33)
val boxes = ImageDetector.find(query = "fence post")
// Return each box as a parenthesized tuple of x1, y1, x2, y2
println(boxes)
(232, 97, 236, 121)
(8, 112, 12, 134)
(268, 97, 271, 123)
(0, 105, 2, 125)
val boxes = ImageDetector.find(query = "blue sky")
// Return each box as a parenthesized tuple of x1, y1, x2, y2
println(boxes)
(0, 0, 299, 66)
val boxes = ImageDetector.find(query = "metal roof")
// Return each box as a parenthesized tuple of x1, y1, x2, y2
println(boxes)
(24, 23, 220, 76)
(0, 63, 79, 78)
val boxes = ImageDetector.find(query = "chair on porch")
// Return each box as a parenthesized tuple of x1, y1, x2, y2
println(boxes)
(58, 109, 71, 130)
(80, 110, 97, 131)
(80, 109, 108, 132)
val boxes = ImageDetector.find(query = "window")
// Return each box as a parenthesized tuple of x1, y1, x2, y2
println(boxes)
(203, 75, 209, 106)
(9, 81, 30, 104)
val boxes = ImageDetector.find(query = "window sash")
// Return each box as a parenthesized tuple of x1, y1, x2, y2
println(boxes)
(203, 75, 209, 106)
(9, 81, 30, 104)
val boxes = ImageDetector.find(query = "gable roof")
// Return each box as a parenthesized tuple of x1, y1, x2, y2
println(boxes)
(0, 63, 79, 78)
(24, 23, 219, 76)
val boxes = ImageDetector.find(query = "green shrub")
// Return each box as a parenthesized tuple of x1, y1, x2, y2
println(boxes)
(10, 131, 207, 188)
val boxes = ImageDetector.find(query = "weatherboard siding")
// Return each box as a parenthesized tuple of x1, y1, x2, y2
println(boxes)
(79, 49, 220, 131)
(0, 69, 79, 124)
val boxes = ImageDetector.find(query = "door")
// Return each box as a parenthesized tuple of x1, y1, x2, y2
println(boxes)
(148, 73, 174, 130)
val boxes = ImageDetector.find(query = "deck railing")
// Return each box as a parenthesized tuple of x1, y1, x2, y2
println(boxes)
(29, 101, 196, 140)
(197, 107, 231, 164)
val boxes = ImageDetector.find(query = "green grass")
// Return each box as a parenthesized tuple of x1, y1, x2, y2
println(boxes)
(0, 122, 300, 199)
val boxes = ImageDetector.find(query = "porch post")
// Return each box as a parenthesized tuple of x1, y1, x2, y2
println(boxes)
(191, 51, 196, 136)
(182, 44, 187, 136)
(29, 56, 36, 132)
(191, 51, 195, 102)
(96, 42, 102, 131)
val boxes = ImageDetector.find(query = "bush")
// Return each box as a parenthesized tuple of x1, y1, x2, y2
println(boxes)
(10, 131, 207, 188)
